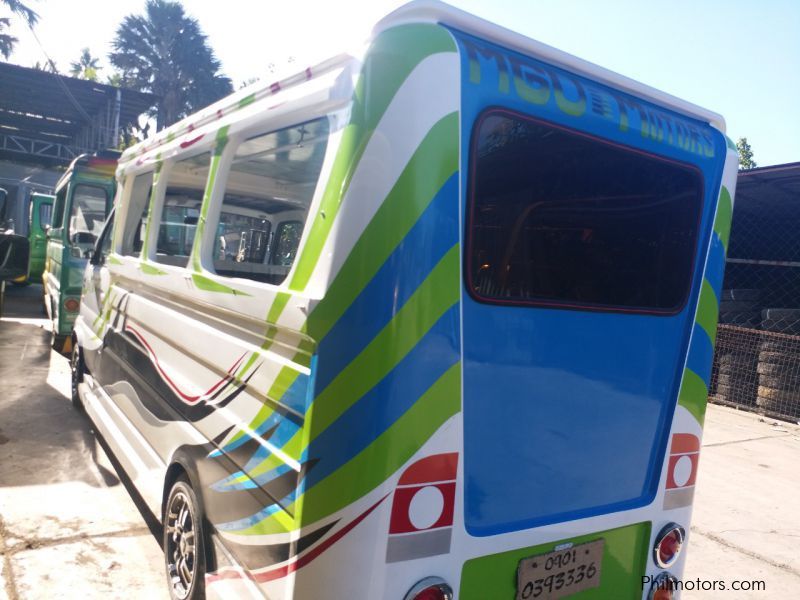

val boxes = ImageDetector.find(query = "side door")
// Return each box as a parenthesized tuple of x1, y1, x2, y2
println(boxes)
(28, 195, 53, 282)
(79, 208, 115, 375)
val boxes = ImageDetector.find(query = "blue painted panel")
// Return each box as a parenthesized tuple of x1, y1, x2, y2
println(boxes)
(452, 30, 728, 535)
(315, 174, 459, 392)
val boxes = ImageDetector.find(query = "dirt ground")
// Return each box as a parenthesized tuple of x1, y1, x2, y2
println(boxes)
(1, 283, 798, 599)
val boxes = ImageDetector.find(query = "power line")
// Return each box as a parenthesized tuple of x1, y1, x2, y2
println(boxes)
(25, 22, 93, 123)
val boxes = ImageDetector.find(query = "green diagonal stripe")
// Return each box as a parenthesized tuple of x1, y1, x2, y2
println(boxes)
(230, 112, 459, 449)
(191, 273, 250, 296)
(677, 368, 709, 426)
(309, 243, 460, 438)
(286, 24, 456, 293)
(695, 279, 719, 346)
(306, 112, 459, 340)
(240, 361, 461, 535)
(713, 185, 733, 252)
(246, 243, 460, 477)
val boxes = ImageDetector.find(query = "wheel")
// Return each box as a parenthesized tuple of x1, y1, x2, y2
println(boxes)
(164, 477, 206, 600)
(52, 333, 69, 355)
(70, 343, 84, 411)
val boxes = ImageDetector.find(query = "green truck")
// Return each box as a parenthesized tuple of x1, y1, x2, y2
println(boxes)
(43, 151, 117, 353)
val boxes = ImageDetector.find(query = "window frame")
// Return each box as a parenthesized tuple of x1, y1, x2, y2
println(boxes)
(200, 115, 333, 289)
(66, 183, 110, 243)
(152, 152, 211, 268)
(119, 170, 156, 259)
(464, 107, 706, 316)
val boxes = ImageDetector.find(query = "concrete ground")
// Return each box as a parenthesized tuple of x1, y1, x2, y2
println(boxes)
(683, 406, 800, 598)
(1, 283, 799, 599)
(0, 284, 167, 600)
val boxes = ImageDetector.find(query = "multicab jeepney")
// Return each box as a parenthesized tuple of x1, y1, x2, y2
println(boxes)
(44, 151, 117, 352)
(72, 2, 738, 599)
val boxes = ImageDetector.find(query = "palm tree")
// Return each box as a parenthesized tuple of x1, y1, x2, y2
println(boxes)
(109, 0, 233, 130)
(0, 0, 38, 58)
(0, 17, 17, 59)
(69, 48, 101, 81)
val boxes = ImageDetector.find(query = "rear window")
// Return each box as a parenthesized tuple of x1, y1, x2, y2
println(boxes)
(467, 110, 703, 313)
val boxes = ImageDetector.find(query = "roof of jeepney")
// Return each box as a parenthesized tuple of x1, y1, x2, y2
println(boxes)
(374, 1, 726, 132)
(122, 0, 728, 168)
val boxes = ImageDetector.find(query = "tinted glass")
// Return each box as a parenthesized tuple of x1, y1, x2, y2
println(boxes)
(468, 112, 703, 312)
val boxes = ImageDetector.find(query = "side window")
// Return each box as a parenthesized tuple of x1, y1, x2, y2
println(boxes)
(39, 202, 52, 230)
(212, 118, 329, 285)
(121, 172, 154, 257)
(272, 221, 303, 266)
(52, 187, 66, 229)
(68, 184, 109, 247)
(155, 153, 209, 268)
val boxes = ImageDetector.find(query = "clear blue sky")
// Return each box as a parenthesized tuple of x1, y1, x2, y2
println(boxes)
(7, 0, 800, 166)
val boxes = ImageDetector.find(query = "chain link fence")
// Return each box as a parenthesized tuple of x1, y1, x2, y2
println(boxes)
(709, 166, 800, 422)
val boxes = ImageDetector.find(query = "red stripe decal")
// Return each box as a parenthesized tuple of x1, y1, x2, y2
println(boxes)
(125, 325, 244, 404)
(399, 452, 458, 485)
(670, 433, 700, 455)
(180, 134, 204, 149)
(207, 494, 390, 584)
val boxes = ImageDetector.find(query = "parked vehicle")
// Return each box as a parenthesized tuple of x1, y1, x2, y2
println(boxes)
(73, 2, 738, 598)
(44, 151, 117, 353)
(0, 187, 30, 316)
(26, 192, 54, 284)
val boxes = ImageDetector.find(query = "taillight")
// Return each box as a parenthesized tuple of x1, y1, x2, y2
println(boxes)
(64, 297, 81, 312)
(648, 572, 678, 600)
(404, 577, 453, 600)
(653, 523, 685, 568)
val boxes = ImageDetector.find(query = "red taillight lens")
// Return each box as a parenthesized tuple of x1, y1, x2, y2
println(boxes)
(653, 523, 685, 568)
(648, 572, 678, 600)
(404, 577, 453, 600)
(64, 297, 80, 312)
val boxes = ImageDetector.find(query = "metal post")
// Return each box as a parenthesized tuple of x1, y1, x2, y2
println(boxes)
(112, 88, 122, 149)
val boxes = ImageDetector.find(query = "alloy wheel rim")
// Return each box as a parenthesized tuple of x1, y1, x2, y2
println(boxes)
(165, 491, 196, 599)
(70, 348, 79, 398)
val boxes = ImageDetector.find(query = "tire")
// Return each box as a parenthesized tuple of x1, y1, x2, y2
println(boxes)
(718, 301, 757, 312)
(164, 476, 206, 600)
(718, 310, 760, 326)
(761, 309, 800, 334)
(757, 362, 800, 377)
(756, 395, 800, 417)
(70, 343, 84, 411)
(721, 289, 760, 302)
(52, 333, 69, 355)
(758, 374, 800, 389)
(757, 386, 800, 403)
(758, 340, 800, 354)
(758, 351, 798, 365)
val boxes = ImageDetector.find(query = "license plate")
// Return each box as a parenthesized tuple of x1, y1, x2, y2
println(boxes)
(516, 539, 604, 600)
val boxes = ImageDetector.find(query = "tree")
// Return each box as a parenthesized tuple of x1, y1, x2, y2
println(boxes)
(109, 0, 233, 130)
(736, 137, 757, 170)
(0, 0, 38, 59)
(69, 48, 101, 81)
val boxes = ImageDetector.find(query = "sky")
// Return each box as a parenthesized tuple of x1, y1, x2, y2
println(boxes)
(5, 0, 800, 166)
